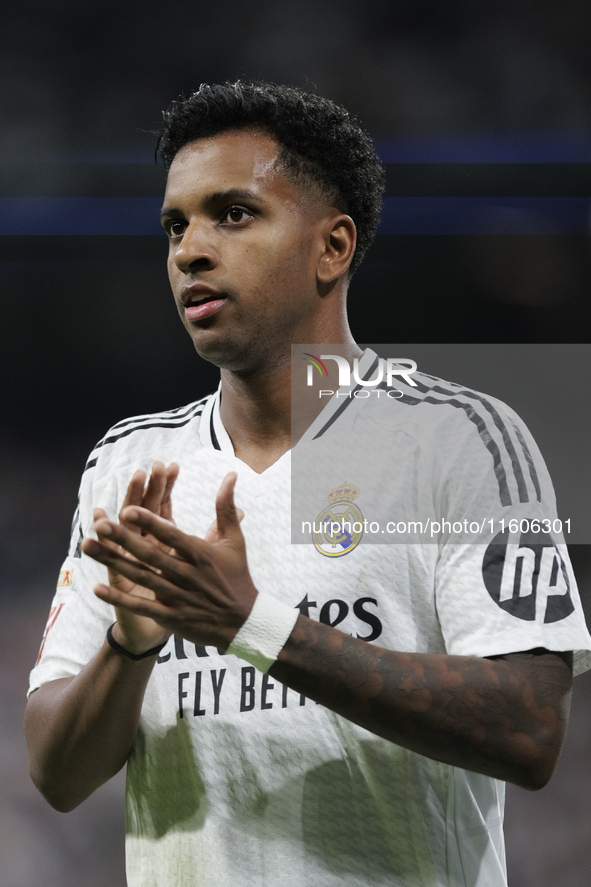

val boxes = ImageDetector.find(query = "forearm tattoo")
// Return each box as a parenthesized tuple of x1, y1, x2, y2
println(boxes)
(270, 616, 573, 788)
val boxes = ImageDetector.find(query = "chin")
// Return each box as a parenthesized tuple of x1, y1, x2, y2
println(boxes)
(191, 333, 253, 372)
(188, 320, 291, 375)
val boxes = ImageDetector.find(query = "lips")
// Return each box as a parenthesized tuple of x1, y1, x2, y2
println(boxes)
(185, 298, 226, 322)
(180, 284, 228, 322)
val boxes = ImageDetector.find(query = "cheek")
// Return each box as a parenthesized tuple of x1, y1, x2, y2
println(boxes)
(167, 254, 180, 286)
(259, 230, 315, 281)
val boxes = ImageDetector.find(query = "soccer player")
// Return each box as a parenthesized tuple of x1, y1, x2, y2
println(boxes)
(25, 82, 591, 887)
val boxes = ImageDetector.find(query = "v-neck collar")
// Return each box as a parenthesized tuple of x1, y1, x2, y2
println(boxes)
(197, 348, 379, 480)
(198, 384, 291, 488)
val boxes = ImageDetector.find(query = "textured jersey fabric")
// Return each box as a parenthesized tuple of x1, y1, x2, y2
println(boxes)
(29, 353, 591, 887)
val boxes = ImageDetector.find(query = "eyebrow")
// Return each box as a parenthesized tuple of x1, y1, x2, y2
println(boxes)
(160, 188, 264, 221)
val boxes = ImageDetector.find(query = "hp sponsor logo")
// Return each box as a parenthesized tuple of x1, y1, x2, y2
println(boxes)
(482, 529, 574, 623)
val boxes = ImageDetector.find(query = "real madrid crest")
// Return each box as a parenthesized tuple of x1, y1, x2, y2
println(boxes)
(313, 481, 364, 557)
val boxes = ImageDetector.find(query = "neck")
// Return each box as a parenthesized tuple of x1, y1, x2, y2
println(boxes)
(219, 314, 359, 473)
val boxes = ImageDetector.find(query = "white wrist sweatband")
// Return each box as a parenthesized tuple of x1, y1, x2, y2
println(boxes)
(227, 593, 298, 673)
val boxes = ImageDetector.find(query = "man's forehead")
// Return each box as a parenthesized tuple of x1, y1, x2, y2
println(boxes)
(164, 131, 285, 197)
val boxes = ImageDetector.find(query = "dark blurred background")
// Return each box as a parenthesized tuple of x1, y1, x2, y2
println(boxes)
(2, 2, 591, 884)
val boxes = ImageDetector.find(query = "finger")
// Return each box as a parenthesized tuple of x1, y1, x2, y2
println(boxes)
(160, 463, 179, 523)
(119, 470, 148, 530)
(215, 472, 243, 541)
(94, 508, 122, 550)
(203, 506, 245, 544)
(90, 520, 196, 584)
(142, 461, 167, 513)
(125, 470, 148, 508)
(91, 509, 134, 591)
(82, 537, 181, 602)
(203, 518, 219, 544)
(94, 583, 173, 623)
(119, 507, 203, 562)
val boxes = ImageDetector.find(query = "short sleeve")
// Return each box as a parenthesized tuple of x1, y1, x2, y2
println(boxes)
(28, 463, 116, 696)
(436, 541, 591, 675)
(434, 400, 591, 676)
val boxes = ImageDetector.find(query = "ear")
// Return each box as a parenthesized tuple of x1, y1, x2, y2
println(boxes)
(316, 214, 357, 284)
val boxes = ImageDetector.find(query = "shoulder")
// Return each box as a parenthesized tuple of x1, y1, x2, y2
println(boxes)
(397, 371, 537, 462)
(349, 370, 547, 505)
(67, 392, 217, 558)
(386, 369, 536, 457)
(83, 394, 213, 482)
(313, 363, 529, 449)
(405, 371, 527, 442)
(349, 369, 523, 438)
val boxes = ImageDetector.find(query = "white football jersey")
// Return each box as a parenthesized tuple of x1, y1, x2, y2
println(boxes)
(30, 352, 591, 887)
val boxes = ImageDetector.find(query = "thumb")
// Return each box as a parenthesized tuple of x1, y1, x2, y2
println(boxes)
(214, 472, 243, 542)
(203, 506, 245, 543)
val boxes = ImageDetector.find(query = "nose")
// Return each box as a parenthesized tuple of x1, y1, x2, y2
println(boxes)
(171, 220, 219, 274)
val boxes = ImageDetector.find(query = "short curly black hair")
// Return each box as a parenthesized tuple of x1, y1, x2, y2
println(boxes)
(157, 82, 385, 276)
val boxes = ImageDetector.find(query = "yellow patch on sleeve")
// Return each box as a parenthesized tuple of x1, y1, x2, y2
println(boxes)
(57, 568, 74, 587)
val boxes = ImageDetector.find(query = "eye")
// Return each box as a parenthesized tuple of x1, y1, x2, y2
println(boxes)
(163, 219, 186, 239)
(222, 206, 252, 225)
(162, 219, 187, 240)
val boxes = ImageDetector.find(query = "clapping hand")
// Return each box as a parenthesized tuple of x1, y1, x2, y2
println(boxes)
(82, 470, 256, 651)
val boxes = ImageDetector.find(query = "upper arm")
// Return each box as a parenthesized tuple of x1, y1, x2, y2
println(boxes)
(25, 678, 75, 775)
(25, 678, 74, 730)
